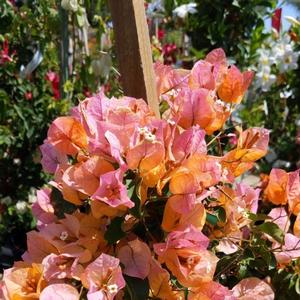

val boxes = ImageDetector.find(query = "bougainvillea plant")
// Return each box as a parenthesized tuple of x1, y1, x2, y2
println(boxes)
(2, 48, 300, 299)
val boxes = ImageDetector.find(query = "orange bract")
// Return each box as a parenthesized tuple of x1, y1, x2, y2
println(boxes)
(222, 128, 269, 177)
(217, 66, 254, 104)
(264, 169, 289, 205)
(47, 116, 88, 156)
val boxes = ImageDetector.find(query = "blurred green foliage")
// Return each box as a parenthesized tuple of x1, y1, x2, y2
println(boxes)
(164, 0, 276, 64)
(0, 0, 70, 266)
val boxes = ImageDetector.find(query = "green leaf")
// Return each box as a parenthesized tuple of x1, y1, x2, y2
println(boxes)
(13, 104, 29, 132)
(126, 179, 135, 199)
(257, 222, 284, 244)
(206, 213, 218, 225)
(127, 180, 141, 218)
(296, 277, 300, 295)
(215, 207, 226, 223)
(248, 212, 271, 222)
(104, 216, 126, 244)
(124, 275, 149, 300)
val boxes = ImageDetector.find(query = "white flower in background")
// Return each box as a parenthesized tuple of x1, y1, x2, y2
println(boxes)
(256, 65, 276, 92)
(13, 158, 21, 165)
(277, 49, 299, 73)
(61, 0, 79, 12)
(147, 0, 165, 16)
(173, 3, 197, 19)
(272, 35, 299, 73)
(28, 187, 37, 204)
(16, 201, 28, 214)
(257, 49, 275, 67)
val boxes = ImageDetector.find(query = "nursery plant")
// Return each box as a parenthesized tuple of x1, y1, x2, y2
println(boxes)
(2, 47, 300, 299)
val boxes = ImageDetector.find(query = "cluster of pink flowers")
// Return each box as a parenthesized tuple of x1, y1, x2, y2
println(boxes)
(2, 48, 300, 299)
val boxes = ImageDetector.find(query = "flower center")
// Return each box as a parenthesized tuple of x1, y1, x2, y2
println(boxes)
(60, 231, 69, 241)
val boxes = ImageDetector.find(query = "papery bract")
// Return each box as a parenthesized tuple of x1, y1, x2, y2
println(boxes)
(47, 116, 87, 156)
(189, 281, 236, 300)
(273, 233, 300, 265)
(268, 207, 290, 233)
(189, 60, 216, 90)
(264, 169, 300, 215)
(81, 253, 125, 300)
(117, 238, 151, 279)
(172, 126, 207, 162)
(162, 194, 206, 232)
(40, 284, 80, 300)
(1, 263, 46, 300)
(231, 277, 274, 300)
(217, 65, 254, 104)
(222, 128, 269, 177)
(126, 133, 166, 188)
(23, 231, 58, 263)
(154, 61, 187, 95)
(236, 183, 261, 213)
(62, 155, 115, 197)
(264, 168, 289, 205)
(154, 226, 218, 287)
(92, 169, 134, 208)
(148, 259, 184, 300)
(287, 169, 300, 215)
(42, 253, 84, 280)
(40, 141, 68, 174)
(32, 188, 57, 229)
(172, 88, 216, 132)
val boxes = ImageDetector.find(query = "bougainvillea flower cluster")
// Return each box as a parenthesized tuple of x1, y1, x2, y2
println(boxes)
(2, 48, 300, 299)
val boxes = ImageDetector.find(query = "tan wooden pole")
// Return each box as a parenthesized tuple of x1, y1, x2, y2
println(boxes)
(108, 0, 160, 118)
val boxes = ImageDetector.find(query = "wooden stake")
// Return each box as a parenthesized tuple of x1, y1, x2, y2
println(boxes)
(108, 0, 160, 118)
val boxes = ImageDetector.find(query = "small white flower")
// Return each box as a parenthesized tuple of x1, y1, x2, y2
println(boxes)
(144, 132, 156, 143)
(61, 0, 78, 12)
(138, 127, 147, 135)
(13, 158, 21, 165)
(257, 49, 275, 67)
(28, 187, 37, 204)
(173, 3, 197, 19)
(270, 34, 299, 73)
(107, 284, 118, 294)
(16, 201, 28, 214)
(167, 119, 176, 126)
(60, 231, 69, 241)
(277, 51, 299, 73)
(256, 66, 276, 92)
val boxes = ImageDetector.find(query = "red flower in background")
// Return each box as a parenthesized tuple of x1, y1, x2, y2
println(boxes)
(158, 29, 165, 41)
(272, 8, 282, 33)
(45, 71, 60, 100)
(25, 92, 32, 101)
(0, 39, 14, 65)
(162, 43, 177, 65)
